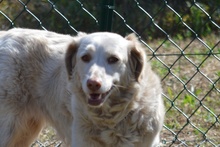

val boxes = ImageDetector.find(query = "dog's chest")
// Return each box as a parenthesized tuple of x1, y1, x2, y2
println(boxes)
(83, 112, 147, 147)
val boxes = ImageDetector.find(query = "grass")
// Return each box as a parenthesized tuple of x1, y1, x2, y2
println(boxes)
(147, 34, 220, 146)
(33, 34, 220, 146)
(32, 126, 62, 147)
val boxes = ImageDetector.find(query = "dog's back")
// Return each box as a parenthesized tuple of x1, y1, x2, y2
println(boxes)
(0, 28, 74, 146)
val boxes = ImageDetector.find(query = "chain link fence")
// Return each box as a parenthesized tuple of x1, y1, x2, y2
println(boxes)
(0, 0, 219, 146)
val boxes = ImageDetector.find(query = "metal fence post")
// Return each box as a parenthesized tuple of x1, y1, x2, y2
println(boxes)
(100, 0, 115, 32)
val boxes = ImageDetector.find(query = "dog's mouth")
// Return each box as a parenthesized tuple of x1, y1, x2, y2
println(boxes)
(88, 89, 112, 106)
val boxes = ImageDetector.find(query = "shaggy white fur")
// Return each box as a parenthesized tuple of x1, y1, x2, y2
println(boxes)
(0, 28, 164, 147)
(66, 32, 165, 147)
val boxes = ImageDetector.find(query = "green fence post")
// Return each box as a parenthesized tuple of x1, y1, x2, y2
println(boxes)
(100, 0, 115, 32)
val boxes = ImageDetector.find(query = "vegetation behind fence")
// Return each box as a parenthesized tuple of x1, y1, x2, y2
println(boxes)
(0, 0, 219, 146)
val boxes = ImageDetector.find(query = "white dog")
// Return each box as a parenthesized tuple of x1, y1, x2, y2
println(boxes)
(0, 28, 164, 147)
(67, 32, 165, 147)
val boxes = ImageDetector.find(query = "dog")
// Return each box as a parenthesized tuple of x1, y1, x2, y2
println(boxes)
(0, 28, 164, 147)
(67, 32, 165, 147)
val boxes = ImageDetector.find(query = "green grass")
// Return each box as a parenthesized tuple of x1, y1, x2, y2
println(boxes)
(147, 34, 220, 146)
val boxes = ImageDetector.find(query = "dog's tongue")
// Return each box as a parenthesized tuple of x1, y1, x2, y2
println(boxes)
(88, 94, 103, 106)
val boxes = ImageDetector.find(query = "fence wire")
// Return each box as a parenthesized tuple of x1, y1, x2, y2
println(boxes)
(0, 0, 219, 147)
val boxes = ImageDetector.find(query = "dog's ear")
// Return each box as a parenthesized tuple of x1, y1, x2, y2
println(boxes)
(130, 47, 144, 82)
(65, 42, 78, 79)
(126, 33, 144, 82)
(65, 32, 87, 79)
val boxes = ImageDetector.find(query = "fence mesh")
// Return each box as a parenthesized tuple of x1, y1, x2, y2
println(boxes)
(0, 0, 219, 146)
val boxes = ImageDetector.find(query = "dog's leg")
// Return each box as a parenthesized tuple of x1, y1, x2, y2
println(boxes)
(134, 132, 160, 147)
(0, 112, 44, 147)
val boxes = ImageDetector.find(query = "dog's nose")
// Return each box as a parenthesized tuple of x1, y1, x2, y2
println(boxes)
(87, 79, 101, 91)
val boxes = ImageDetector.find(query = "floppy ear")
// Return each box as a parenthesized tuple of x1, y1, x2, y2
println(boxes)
(65, 32, 87, 79)
(65, 42, 78, 79)
(130, 47, 144, 82)
(126, 34, 144, 82)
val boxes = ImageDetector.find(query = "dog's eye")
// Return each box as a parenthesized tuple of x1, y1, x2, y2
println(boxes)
(81, 54, 91, 62)
(107, 56, 119, 64)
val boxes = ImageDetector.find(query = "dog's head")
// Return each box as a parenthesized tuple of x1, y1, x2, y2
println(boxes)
(66, 32, 145, 107)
